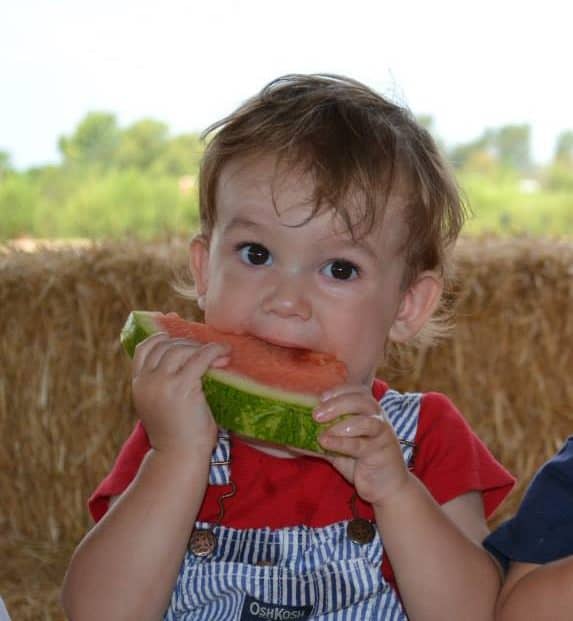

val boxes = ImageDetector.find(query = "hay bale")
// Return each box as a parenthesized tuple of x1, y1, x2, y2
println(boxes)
(391, 237, 573, 521)
(1, 236, 572, 620)
(0, 239, 195, 620)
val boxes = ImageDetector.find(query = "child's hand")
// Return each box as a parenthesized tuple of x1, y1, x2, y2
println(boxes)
(131, 332, 230, 458)
(314, 384, 411, 507)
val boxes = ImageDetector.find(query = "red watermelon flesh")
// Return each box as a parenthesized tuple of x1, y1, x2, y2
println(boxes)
(120, 311, 349, 453)
(153, 312, 347, 396)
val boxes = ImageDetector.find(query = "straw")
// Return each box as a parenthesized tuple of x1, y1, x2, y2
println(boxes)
(1, 236, 571, 619)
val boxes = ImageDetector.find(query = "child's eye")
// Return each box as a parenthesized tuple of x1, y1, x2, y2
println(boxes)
(237, 242, 273, 266)
(322, 260, 359, 281)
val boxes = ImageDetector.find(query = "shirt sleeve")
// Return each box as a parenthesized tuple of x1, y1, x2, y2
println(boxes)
(483, 437, 573, 569)
(413, 392, 515, 518)
(88, 421, 151, 522)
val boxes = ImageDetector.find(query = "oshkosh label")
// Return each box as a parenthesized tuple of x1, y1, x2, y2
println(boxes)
(240, 595, 312, 621)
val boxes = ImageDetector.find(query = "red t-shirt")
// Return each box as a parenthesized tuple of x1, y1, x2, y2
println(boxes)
(89, 379, 514, 591)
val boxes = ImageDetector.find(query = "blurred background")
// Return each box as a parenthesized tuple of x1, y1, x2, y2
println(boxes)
(1, 0, 572, 242)
(1, 3, 572, 619)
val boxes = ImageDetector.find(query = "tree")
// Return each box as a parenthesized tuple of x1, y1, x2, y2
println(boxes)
(150, 133, 204, 177)
(114, 119, 169, 170)
(449, 134, 492, 170)
(59, 112, 120, 168)
(545, 130, 573, 191)
(0, 150, 12, 179)
(449, 125, 531, 175)
(493, 124, 531, 173)
(554, 130, 573, 162)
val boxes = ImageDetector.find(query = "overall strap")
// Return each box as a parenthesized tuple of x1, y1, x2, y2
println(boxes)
(380, 389, 422, 466)
(208, 431, 231, 485)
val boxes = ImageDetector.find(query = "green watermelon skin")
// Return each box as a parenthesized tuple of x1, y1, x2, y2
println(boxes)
(202, 375, 324, 453)
(121, 311, 159, 358)
(120, 311, 345, 454)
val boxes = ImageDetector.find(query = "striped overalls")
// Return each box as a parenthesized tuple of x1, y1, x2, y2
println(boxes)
(164, 390, 421, 620)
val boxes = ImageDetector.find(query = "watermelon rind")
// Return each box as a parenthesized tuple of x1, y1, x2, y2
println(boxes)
(207, 368, 318, 408)
(120, 311, 340, 454)
(202, 375, 323, 453)
(120, 310, 163, 358)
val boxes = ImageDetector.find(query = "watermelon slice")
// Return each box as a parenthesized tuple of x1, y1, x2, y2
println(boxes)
(120, 311, 348, 453)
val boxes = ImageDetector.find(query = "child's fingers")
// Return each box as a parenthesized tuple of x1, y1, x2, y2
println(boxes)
(133, 335, 230, 377)
(147, 337, 212, 372)
(319, 413, 395, 457)
(319, 427, 382, 457)
(320, 432, 371, 457)
(323, 413, 384, 439)
(319, 383, 368, 402)
(150, 340, 207, 374)
(314, 388, 379, 423)
(176, 342, 231, 380)
(132, 332, 170, 376)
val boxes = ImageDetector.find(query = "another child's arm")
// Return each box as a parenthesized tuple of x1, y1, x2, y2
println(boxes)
(494, 557, 573, 620)
(316, 385, 501, 621)
(485, 436, 573, 620)
(62, 333, 229, 621)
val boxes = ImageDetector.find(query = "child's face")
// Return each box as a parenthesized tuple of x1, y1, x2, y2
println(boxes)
(191, 154, 433, 386)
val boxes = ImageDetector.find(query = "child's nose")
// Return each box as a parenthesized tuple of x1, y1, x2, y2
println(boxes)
(261, 274, 311, 320)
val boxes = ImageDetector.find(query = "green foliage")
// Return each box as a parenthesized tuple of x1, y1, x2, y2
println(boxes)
(56, 113, 203, 177)
(543, 161, 573, 192)
(59, 170, 199, 238)
(150, 134, 204, 177)
(0, 173, 42, 237)
(460, 172, 573, 236)
(0, 168, 199, 240)
(0, 150, 13, 178)
(1, 112, 572, 241)
(451, 124, 532, 174)
(450, 135, 490, 170)
(555, 130, 573, 161)
(493, 125, 531, 172)
(114, 119, 169, 170)
(59, 112, 120, 169)
(0, 112, 206, 240)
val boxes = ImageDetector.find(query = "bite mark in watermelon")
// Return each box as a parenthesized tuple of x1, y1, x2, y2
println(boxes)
(120, 311, 348, 453)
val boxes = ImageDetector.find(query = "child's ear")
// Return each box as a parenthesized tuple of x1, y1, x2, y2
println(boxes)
(388, 271, 443, 343)
(189, 234, 210, 298)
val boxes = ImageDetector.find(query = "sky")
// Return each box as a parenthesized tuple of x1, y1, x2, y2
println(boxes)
(1, 0, 572, 170)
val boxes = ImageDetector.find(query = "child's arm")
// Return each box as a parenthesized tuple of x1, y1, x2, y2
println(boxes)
(495, 557, 573, 620)
(62, 333, 230, 621)
(486, 436, 573, 620)
(316, 385, 500, 621)
(62, 447, 211, 620)
(373, 478, 498, 620)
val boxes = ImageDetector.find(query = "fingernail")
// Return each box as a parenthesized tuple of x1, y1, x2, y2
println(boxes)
(314, 408, 326, 421)
(212, 355, 230, 368)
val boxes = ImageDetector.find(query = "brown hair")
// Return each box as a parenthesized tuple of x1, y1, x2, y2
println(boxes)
(198, 73, 468, 288)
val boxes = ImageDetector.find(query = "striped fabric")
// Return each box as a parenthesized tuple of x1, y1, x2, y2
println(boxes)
(209, 432, 231, 485)
(165, 390, 422, 620)
(380, 389, 420, 466)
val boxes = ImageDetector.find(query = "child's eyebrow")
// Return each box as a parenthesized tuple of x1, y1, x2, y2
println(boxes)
(332, 237, 378, 260)
(222, 216, 262, 234)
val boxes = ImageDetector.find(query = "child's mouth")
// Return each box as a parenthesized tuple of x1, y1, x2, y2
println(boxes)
(251, 331, 312, 352)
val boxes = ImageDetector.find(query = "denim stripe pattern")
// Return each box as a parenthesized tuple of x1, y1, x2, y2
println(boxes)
(165, 390, 422, 620)
(209, 432, 231, 485)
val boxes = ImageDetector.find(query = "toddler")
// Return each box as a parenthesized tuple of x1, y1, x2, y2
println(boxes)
(63, 74, 514, 620)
